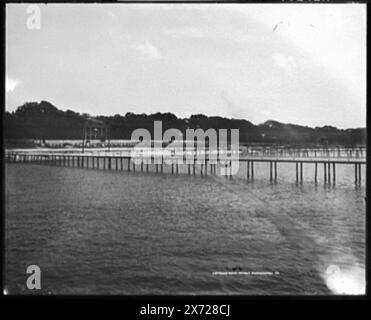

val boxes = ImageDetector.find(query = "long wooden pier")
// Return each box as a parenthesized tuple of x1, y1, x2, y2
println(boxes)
(5, 149, 366, 185)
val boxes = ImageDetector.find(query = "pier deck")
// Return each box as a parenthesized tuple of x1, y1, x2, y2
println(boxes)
(5, 149, 366, 185)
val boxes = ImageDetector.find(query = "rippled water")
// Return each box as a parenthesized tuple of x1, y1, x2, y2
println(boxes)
(5, 162, 366, 295)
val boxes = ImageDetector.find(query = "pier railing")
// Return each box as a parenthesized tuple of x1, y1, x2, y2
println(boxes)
(5, 148, 366, 185)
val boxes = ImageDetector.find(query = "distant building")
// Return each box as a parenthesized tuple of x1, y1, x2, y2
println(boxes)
(83, 118, 110, 150)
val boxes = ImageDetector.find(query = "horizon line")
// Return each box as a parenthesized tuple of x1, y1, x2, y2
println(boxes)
(5, 100, 367, 131)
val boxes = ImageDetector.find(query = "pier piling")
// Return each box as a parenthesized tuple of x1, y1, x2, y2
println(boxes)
(251, 161, 254, 180)
(300, 162, 303, 183)
(296, 162, 298, 182)
(270, 161, 273, 182)
(247, 161, 250, 180)
(6, 149, 365, 186)
(358, 164, 361, 184)
(327, 162, 331, 183)
(274, 161, 277, 181)
(333, 163, 336, 184)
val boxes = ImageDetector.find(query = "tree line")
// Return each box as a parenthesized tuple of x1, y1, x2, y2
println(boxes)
(4, 100, 366, 147)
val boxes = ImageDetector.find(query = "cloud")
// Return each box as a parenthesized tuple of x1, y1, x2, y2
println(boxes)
(164, 27, 208, 39)
(6, 76, 20, 93)
(235, 4, 365, 100)
(272, 53, 297, 71)
(132, 42, 160, 60)
(107, 10, 115, 19)
(163, 25, 258, 44)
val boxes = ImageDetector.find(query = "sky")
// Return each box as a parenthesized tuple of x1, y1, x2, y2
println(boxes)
(6, 3, 366, 128)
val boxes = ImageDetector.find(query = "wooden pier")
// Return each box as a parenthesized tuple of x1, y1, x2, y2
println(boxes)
(5, 149, 366, 185)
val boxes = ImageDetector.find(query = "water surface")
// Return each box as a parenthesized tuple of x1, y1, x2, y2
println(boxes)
(5, 163, 366, 295)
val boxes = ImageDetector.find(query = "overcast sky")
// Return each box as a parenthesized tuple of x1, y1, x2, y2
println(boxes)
(6, 3, 366, 128)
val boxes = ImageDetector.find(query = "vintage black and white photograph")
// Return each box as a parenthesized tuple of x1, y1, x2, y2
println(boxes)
(4, 2, 366, 296)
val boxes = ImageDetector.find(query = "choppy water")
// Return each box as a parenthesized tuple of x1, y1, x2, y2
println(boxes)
(5, 162, 366, 295)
